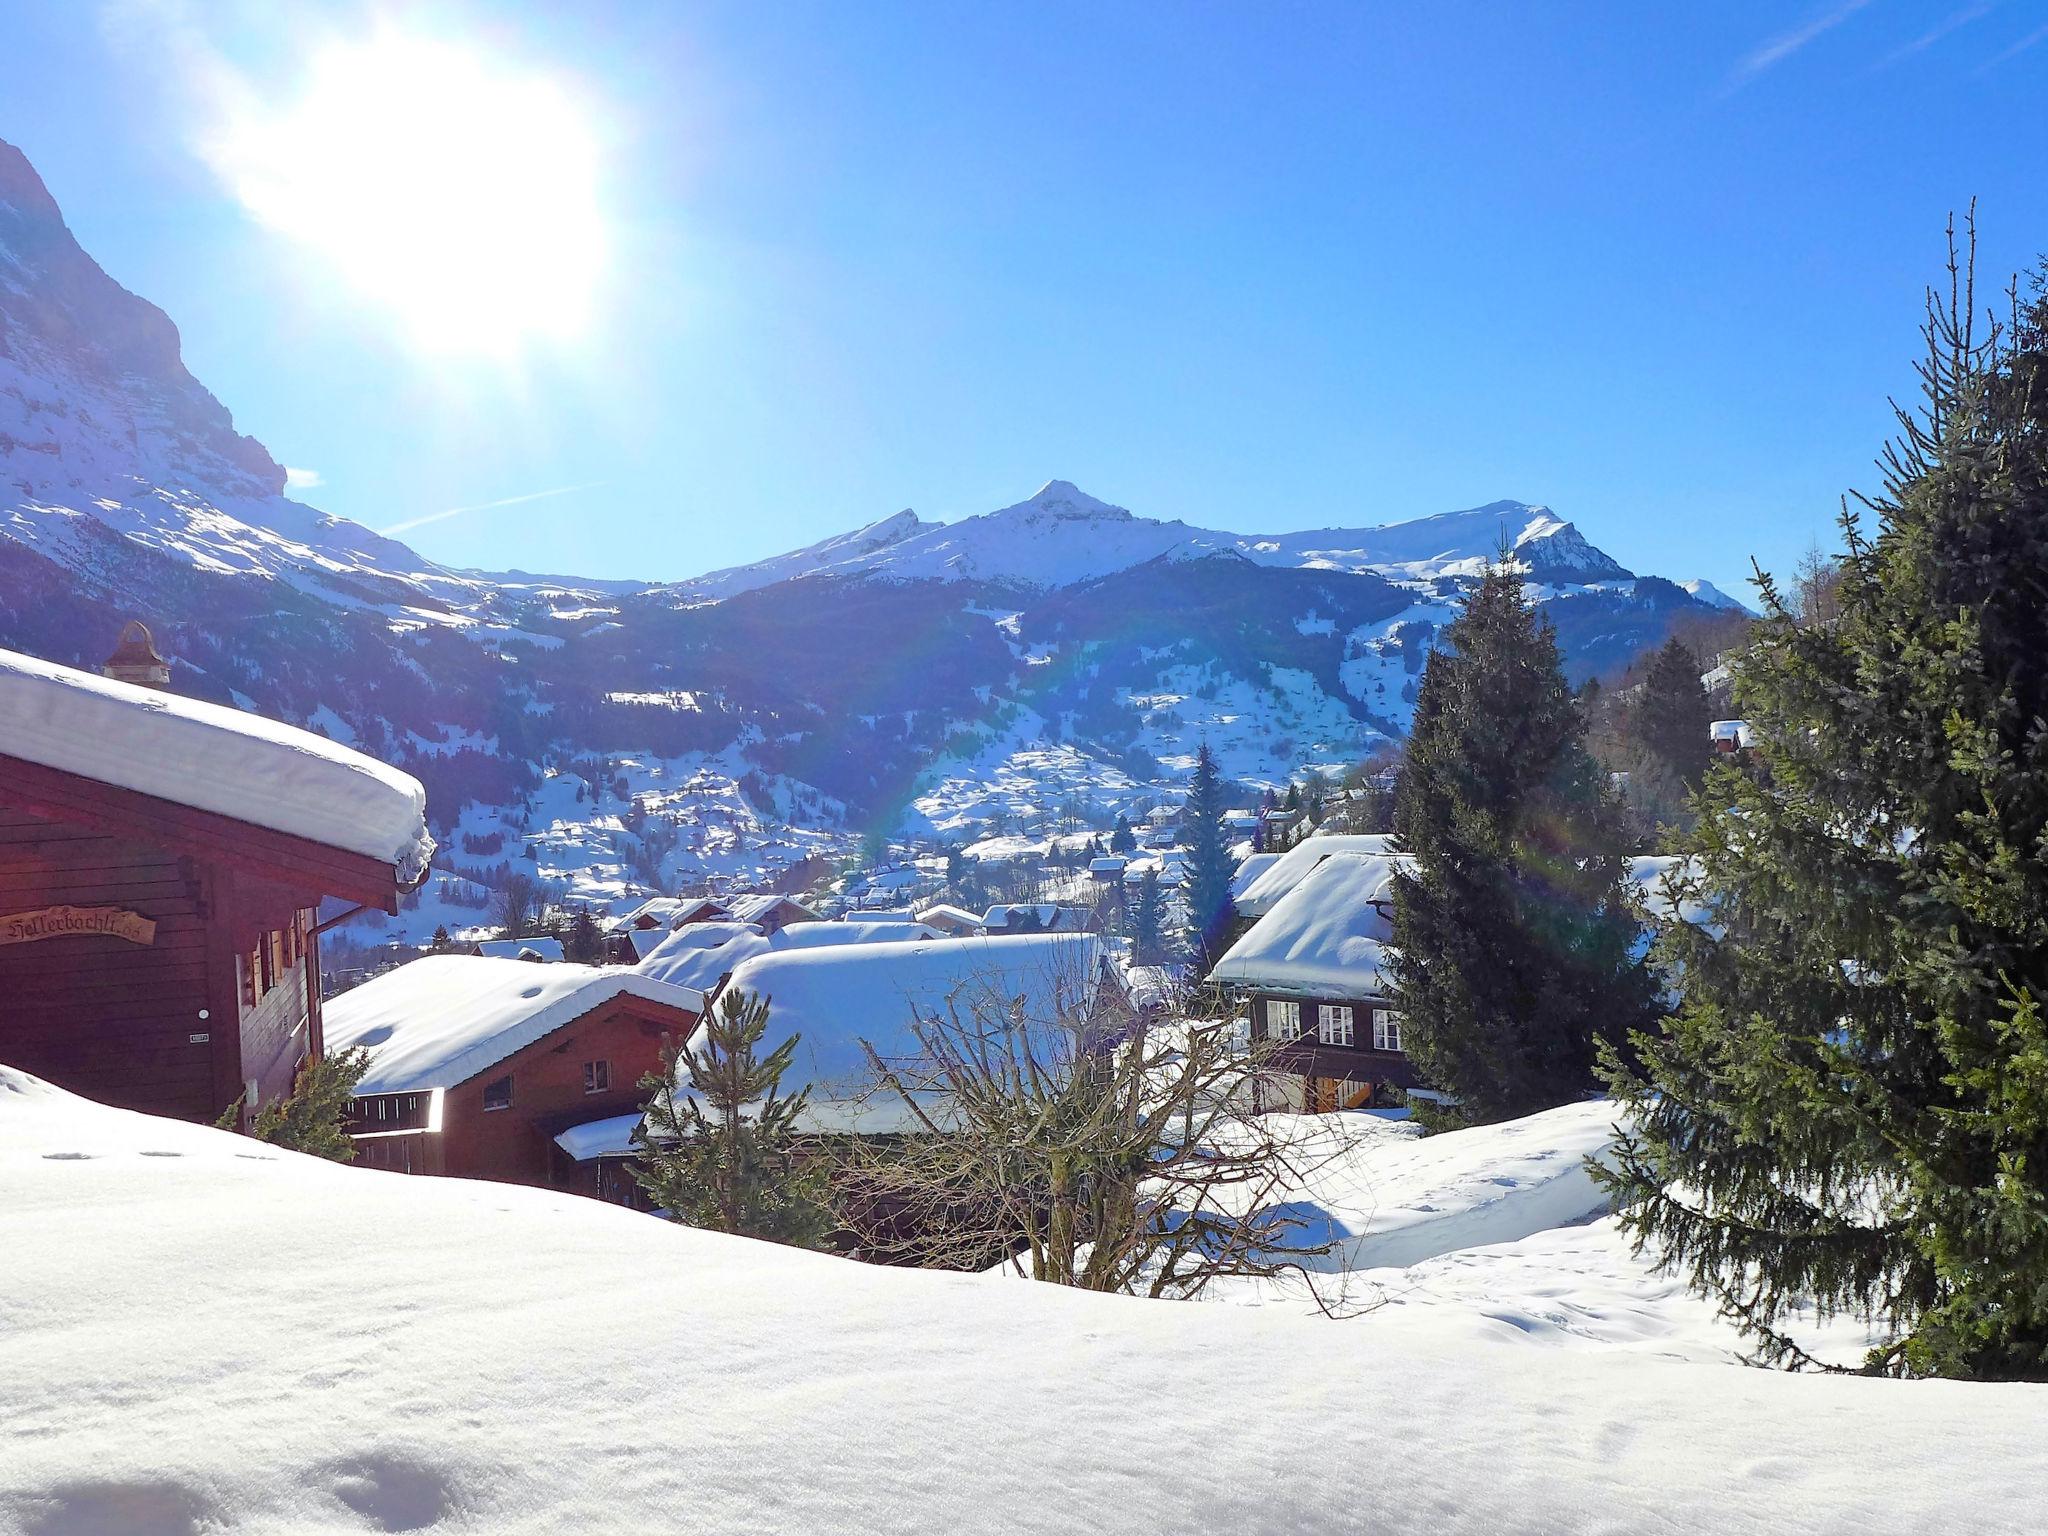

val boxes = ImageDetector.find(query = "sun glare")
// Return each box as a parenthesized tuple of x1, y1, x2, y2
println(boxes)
(206, 28, 608, 356)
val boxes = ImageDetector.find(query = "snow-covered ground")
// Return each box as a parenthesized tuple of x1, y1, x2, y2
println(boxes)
(5, 1069, 2043, 1534)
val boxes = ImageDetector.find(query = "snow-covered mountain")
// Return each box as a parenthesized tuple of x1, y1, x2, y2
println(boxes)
(677, 480, 1632, 599)
(0, 135, 1743, 940)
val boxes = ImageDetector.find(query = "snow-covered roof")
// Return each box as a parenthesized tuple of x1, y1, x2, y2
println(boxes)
(844, 908, 915, 924)
(913, 903, 984, 930)
(1210, 853, 1407, 997)
(711, 933, 1116, 1130)
(607, 896, 717, 935)
(553, 1111, 643, 1162)
(1710, 719, 1755, 747)
(774, 921, 941, 949)
(726, 893, 816, 925)
(633, 925, 775, 994)
(1089, 856, 1127, 872)
(1234, 834, 1402, 917)
(1229, 852, 1280, 901)
(0, 644, 433, 881)
(473, 936, 565, 963)
(326, 956, 705, 1094)
(981, 903, 1092, 932)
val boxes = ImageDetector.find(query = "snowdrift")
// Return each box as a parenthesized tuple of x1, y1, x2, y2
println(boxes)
(3, 1069, 2043, 1534)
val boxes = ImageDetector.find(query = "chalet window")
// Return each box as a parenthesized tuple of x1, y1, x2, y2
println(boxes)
(584, 1060, 612, 1094)
(1266, 999, 1302, 1041)
(241, 951, 258, 1008)
(483, 1075, 514, 1111)
(1374, 1010, 1405, 1053)
(1317, 1004, 1355, 1048)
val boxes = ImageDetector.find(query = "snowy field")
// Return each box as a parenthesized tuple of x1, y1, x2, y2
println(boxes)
(3, 1071, 2043, 1534)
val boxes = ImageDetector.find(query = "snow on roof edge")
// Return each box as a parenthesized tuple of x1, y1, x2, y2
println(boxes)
(0, 645, 434, 882)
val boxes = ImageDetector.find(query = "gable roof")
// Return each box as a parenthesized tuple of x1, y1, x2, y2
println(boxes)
(1233, 834, 1402, 917)
(0, 644, 432, 884)
(325, 955, 704, 1095)
(1210, 853, 1407, 996)
(727, 893, 817, 925)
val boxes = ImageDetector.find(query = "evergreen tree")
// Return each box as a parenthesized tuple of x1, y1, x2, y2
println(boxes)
(1390, 560, 1656, 1124)
(1628, 637, 1713, 789)
(1602, 247, 2048, 1378)
(565, 905, 605, 964)
(1109, 813, 1137, 855)
(1130, 868, 1167, 964)
(429, 924, 452, 953)
(216, 1046, 371, 1162)
(1182, 742, 1237, 970)
(633, 990, 832, 1247)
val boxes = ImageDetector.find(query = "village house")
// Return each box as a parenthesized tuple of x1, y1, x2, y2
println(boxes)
(0, 630, 432, 1127)
(911, 902, 983, 937)
(980, 903, 1098, 935)
(1710, 719, 1755, 756)
(324, 954, 703, 1193)
(1209, 851, 1420, 1113)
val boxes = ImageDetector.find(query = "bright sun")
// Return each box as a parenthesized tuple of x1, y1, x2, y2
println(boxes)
(206, 28, 608, 356)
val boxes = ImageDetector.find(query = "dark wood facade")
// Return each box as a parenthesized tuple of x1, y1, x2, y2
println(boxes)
(0, 750, 404, 1126)
(1250, 989, 1419, 1112)
(345, 991, 695, 1193)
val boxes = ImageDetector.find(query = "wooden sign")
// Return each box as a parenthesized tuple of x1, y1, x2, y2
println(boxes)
(0, 906, 157, 947)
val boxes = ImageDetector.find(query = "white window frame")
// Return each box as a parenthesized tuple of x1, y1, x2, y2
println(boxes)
(1373, 1009, 1404, 1053)
(1267, 999, 1302, 1041)
(1317, 1004, 1354, 1047)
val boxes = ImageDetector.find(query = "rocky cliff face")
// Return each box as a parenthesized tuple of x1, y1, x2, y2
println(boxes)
(0, 139, 284, 503)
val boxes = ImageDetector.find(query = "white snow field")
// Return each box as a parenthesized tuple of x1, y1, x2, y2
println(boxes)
(4, 1070, 2045, 1535)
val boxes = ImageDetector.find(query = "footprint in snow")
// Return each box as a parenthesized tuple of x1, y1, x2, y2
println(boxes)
(41, 1151, 94, 1160)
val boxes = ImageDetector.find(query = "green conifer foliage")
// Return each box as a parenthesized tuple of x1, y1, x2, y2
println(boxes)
(1183, 742, 1237, 969)
(633, 989, 832, 1248)
(1630, 637, 1714, 789)
(1390, 561, 1656, 1124)
(1130, 868, 1167, 964)
(1602, 245, 2048, 1378)
(219, 1045, 371, 1162)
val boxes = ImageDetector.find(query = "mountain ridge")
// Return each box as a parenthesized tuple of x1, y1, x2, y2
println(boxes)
(0, 134, 1737, 943)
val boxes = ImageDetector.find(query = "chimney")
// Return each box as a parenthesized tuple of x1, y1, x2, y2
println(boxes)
(103, 620, 172, 689)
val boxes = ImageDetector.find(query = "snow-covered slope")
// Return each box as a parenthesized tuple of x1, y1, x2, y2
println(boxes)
(5, 1068, 2043, 1534)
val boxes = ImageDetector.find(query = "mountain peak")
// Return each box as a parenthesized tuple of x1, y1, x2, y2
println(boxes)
(1003, 480, 1132, 522)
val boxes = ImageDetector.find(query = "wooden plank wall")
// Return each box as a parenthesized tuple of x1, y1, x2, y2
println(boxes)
(0, 803, 218, 1120)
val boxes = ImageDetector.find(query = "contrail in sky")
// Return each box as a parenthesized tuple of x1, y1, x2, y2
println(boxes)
(381, 481, 607, 536)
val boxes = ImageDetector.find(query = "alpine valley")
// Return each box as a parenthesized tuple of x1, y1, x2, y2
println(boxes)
(0, 136, 1743, 943)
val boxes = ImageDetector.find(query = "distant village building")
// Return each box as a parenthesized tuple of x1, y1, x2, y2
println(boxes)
(326, 955, 702, 1194)
(467, 936, 565, 963)
(911, 902, 983, 937)
(1710, 719, 1755, 755)
(980, 903, 1097, 935)
(0, 635, 431, 1127)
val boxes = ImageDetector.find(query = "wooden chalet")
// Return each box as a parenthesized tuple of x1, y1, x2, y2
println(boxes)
(1209, 849, 1420, 1112)
(325, 955, 703, 1194)
(0, 629, 431, 1127)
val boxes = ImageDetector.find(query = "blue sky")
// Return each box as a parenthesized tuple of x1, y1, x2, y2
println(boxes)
(5, 1, 2046, 592)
